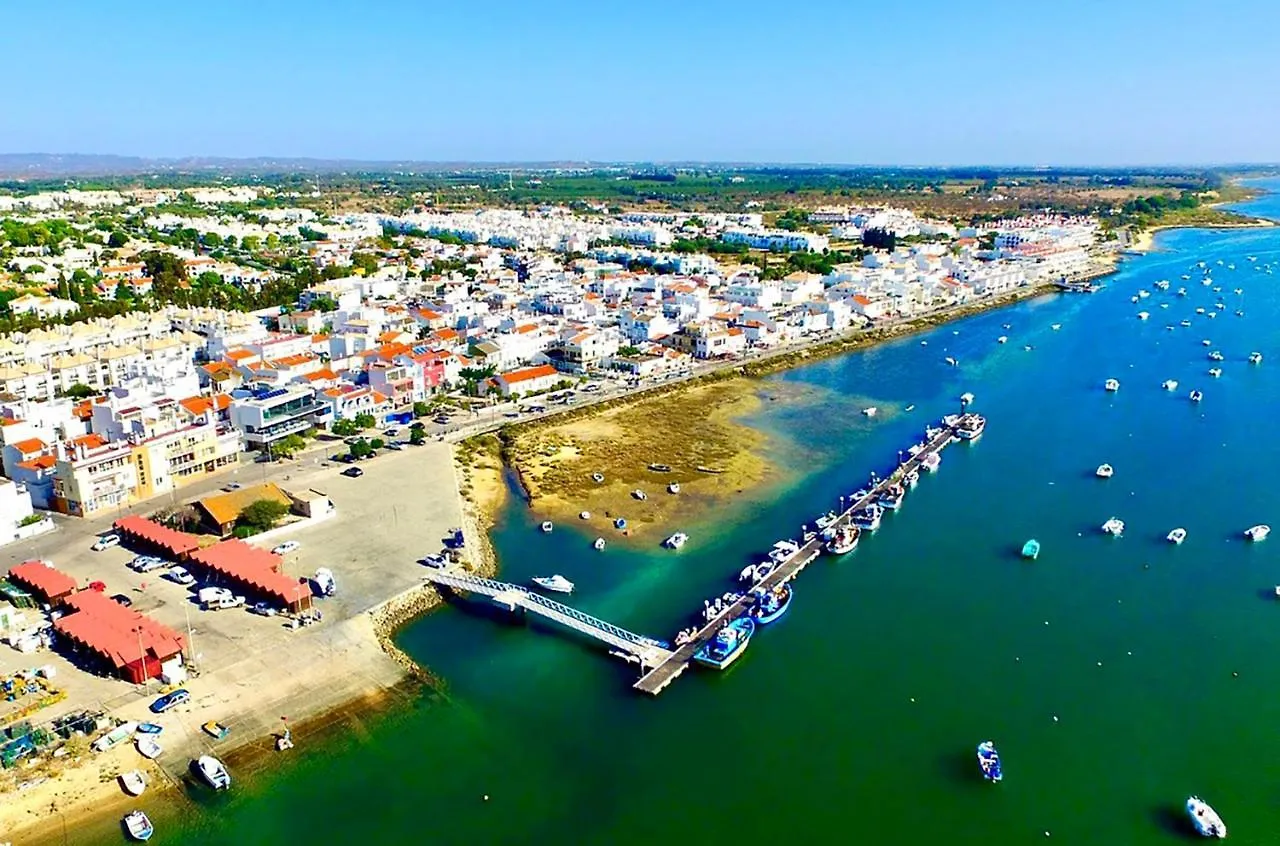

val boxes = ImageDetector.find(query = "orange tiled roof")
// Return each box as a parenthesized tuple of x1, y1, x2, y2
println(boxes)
(10, 437, 47, 454)
(72, 433, 107, 450)
(18, 455, 56, 471)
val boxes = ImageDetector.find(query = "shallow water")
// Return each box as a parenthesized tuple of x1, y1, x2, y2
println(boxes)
(76, 180, 1280, 845)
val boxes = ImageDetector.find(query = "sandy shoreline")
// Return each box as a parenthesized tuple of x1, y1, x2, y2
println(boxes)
(1129, 216, 1274, 253)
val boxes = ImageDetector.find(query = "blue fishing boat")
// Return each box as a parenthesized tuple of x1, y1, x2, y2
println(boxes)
(1021, 539, 1040, 560)
(976, 741, 1003, 782)
(123, 810, 154, 841)
(750, 583, 792, 625)
(614, 517, 627, 530)
(136, 722, 163, 735)
(693, 617, 755, 670)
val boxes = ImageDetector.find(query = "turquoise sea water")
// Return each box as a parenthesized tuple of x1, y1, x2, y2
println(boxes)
(76, 182, 1280, 845)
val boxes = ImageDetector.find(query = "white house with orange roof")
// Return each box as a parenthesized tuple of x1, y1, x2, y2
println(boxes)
(488, 364, 561, 398)
(319, 385, 392, 423)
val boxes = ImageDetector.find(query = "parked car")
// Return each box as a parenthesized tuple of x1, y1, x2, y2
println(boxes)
(221, 482, 242, 492)
(250, 601, 278, 617)
(385, 442, 403, 451)
(164, 566, 196, 587)
(384, 428, 399, 437)
(342, 466, 364, 478)
(131, 556, 166, 573)
(149, 689, 190, 714)
(271, 541, 301, 556)
(204, 594, 245, 611)
(109, 593, 133, 608)
(91, 534, 120, 552)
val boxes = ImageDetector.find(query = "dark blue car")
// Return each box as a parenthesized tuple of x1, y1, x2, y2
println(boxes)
(149, 689, 190, 714)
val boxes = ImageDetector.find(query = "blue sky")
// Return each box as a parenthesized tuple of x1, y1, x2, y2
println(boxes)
(2, 0, 1277, 164)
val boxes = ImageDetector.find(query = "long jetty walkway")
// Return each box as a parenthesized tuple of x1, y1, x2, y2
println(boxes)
(426, 411, 982, 695)
(633, 411, 979, 694)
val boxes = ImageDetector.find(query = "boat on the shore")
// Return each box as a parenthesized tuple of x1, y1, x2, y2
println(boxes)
(647, 463, 671, 472)
(825, 525, 860, 555)
(1101, 517, 1125, 536)
(135, 736, 162, 760)
(591, 472, 604, 483)
(531, 574, 574, 594)
(195, 755, 231, 790)
(123, 810, 154, 842)
(91, 721, 137, 753)
(1186, 796, 1226, 838)
(1245, 524, 1270, 542)
(667, 482, 680, 494)
(693, 617, 755, 670)
(976, 741, 1003, 782)
(750, 584, 793, 625)
(119, 770, 147, 796)
(202, 721, 229, 740)
(663, 532, 688, 550)
(1167, 528, 1187, 544)
(1021, 539, 1040, 560)
(1096, 463, 1114, 479)
(579, 511, 590, 520)
(631, 489, 647, 501)
(614, 517, 627, 530)
(136, 722, 162, 735)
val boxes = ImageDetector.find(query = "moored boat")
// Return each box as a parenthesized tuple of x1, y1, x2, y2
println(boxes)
(862, 406, 878, 417)
(944, 356, 958, 367)
(1186, 796, 1226, 838)
(593, 537, 605, 551)
(135, 736, 162, 760)
(1095, 463, 1114, 479)
(955, 415, 985, 440)
(878, 483, 905, 510)
(540, 521, 553, 533)
(1245, 524, 1270, 542)
(1208, 368, 1222, 377)
(1189, 390, 1203, 403)
(1208, 350, 1224, 361)
(976, 741, 1003, 782)
(852, 504, 884, 531)
(120, 770, 147, 796)
(195, 755, 230, 790)
(825, 525, 860, 555)
(1021, 539, 1040, 560)
(1101, 517, 1125, 536)
(1104, 378, 1120, 392)
(1249, 351, 1263, 364)
(531, 574, 574, 593)
(693, 617, 755, 669)
(663, 532, 688, 549)
(767, 539, 801, 563)
(1167, 528, 1187, 544)
(921, 451, 941, 473)
(124, 810, 154, 842)
(750, 583, 793, 625)
(1162, 379, 1178, 391)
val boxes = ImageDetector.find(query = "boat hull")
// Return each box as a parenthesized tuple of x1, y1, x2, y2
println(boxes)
(693, 618, 755, 670)
(751, 585, 792, 625)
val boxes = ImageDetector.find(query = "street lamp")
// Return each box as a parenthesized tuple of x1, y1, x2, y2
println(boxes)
(135, 625, 149, 693)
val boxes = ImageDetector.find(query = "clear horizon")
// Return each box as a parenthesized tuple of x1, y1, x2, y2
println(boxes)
(2, 0, 1278, 165)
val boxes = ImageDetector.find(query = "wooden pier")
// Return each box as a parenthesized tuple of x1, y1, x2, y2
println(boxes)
(633, 412, 978, 695)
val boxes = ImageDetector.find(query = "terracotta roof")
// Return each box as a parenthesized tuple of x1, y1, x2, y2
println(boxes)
(55, 590, 186, 669)
(196, 483, 292, 528)
(187, 539, 312, 607)
(113, 515, 201, 557)
(498, 364, 558, 385)
(9, 437, 46, 454)
(72, 433, 107, 450)
(224, 349, 256, 361)
(17, 455, 56, 471)
(302, 368, 339, 382)
(7, 560, 77, 601)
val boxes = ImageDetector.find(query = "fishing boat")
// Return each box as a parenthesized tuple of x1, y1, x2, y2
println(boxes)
(531, 574, 574, 594)
(202, 721, 229, 740)
(1101, 517, 1125, 536)
(591, 473, 604, 483)
(862, 406, 878, 417)
(1245, 524, 1270, 542)
(997, 335, 1008, 343)
(944, 356, 958, 367)
(1021, 539, 1040, 560)
(540, 521, 553, 533)
(119, 770, 147, 796)
(1162, 379, 1179, 391)
(663, 532, 688, 549)
(1104, 378, 1120, 392)
(123, 810, 154, 842)
(1167, 528, 1187, 544)
(579, 511, 590, 520)
(593, 537, 605, 550)
(1096, 463, 1114, 479)
(1208, 350, 1224, 361)
(1209, 368, 1222, 377)
(956, 415, 985, 440)
(976, 741, 1003, 782)
(91, 721, 138, 753)
(826, 525, 860, 555)
(878, 483, 906, 510)
(195, 755, 231, 790)
(136, 722, 163, 735)
(667, 482, 680, 494)
(1051, 323, 1062, 330)
(750, 584, 793, 625)
(1189, 390, 1204, 403)
(852, 504, 884, 531)
(631, 489, 647, 501)
(767, 539, 801, 563)
(276, 728, 294, 752)
(135, 736, 162, 760)
(614, 517, 627, 530)
(648, 463, 671, 472)
(921, 451, 941, 473)
(693, 617, 755, 670)
(1249, 351, 1263, 364)
(1186, 796, 1226, 838)
(1137, 312, 1149, 321)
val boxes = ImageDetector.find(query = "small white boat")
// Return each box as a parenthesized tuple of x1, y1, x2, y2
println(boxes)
(1177, 287, 1187, 296)
(1050, 323, 1062, 331)
(135, 736, 162, 760)
(1188, 390, 1203, 403)
(1095, 463, 1114, 479)
(664, 532, 688, 549)
(1197, 307, 1207, 315)
(1130, 295, 1140, 303)
(1245, 524, 1270, 542)
(904, 404, 915, 412)
(1166, 528, 1187, 544)
(124, 810, 154, 842)
(631, 489, 647, 501)
(1138, 290, 1150, 298)
(1249, 351, 1263, 364)
(591, 472, 605, 483)
(531, 574, 575, 593)
(1186, 795, 1226, 839)
(195, 755, 230, 790)
(1208, 351, 1224, 361)
(944, 356, 958, 367)
(1208, 368, 1222, 377)
(1104, 378, 1120, 392)
(593, 537, 605, 551)
(1161, 379, 1178, 391)
(667, 482, 680, 494)
(1180, 319, 1192, 327)
(862, 407, 878, 417)
(1137, 312, 1149, 321)
(1201, 338, 1211, 346)
(579, 511, 590, 520)
(120, 770, 147, 796)
(997, 335, 1008, 343)
(960, 392, 975, 405)
(1101, 517, 1125, 536)
(276, 728, 294, 752)
(540, 521, 553, 533)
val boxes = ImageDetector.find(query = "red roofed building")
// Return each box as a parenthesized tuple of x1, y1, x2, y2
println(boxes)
(55, 590, 186, 683)
(113, 515, 201, 558)
(489, 364, 561, 398)
(7, 560, 77, 604)
(187, 540, 313, 612)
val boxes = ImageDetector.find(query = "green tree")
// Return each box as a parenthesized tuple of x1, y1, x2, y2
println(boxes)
(241, 235, 262, 252)
(412, 401, 431, 418)
(458, 365, 496, 397)
(350, 252, 379, 275)
(114, 282, 134, 302)
(353, 412, 376, 430)
(107, 231, 128, 248)
(202, 232, 223, 248)
(237, 498, 290, 531)
(409, 428, 426, 445)
(369, 437, 385, 450)
(348, 438, 373, 459)
(222, 234, 237, 249)
(309, 295, 338, 312)
(331, 418, 359, 437)
(63, 383, 97, 399)
(55, 277, 71, 299)
(273, 433, 306, 459)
